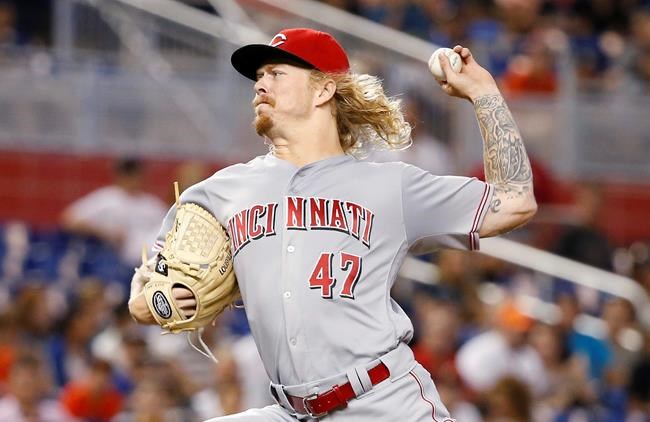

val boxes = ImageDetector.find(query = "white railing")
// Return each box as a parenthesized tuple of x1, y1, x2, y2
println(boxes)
(108, 0, 268, 45)
(401, 238, 650, 328)
(250, 0, 439, 62)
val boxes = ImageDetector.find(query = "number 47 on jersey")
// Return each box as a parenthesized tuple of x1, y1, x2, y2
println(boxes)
(308, 252, 362, 300)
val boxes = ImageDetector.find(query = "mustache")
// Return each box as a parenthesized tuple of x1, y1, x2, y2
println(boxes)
(252, 95, 275, 107)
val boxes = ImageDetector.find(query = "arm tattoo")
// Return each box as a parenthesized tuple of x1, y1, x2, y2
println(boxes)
(474, 94, 533, 212)
(490, 198, 502, 213)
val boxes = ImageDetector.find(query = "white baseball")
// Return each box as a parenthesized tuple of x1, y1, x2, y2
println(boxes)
(428, 47, 462, 81)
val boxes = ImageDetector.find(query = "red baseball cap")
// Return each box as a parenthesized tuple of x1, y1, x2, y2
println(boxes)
(231, 28, 350, 80)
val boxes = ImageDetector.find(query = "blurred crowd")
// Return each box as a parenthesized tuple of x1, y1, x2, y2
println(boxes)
(0, 0, 648, 421)
(4, 0, 650, 95)
(320, 0, 650, 95)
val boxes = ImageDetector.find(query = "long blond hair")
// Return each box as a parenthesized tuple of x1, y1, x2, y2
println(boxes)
(310, 71, 412, 157)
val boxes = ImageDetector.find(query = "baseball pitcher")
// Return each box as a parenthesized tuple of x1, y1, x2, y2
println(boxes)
(129, 28, 536, 421)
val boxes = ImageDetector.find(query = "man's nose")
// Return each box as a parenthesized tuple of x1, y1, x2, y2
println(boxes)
(254, 77, 268, 95)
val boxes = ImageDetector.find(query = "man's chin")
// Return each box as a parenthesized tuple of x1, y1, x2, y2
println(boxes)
(254, 115, 273, 137)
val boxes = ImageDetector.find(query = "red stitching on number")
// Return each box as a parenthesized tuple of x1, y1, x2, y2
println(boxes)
(409, 371, 439, 422)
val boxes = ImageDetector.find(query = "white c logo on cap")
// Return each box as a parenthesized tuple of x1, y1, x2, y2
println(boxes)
(270, 33, 286, 47)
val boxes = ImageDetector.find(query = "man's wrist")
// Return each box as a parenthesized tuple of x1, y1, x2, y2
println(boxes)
(469, 87, 502, 104)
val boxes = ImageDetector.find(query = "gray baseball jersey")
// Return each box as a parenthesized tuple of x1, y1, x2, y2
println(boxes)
(155, 153, 492, 387)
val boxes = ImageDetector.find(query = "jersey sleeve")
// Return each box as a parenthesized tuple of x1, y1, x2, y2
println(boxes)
(401, 164, 493, 252)
(152, 182, 211, 252)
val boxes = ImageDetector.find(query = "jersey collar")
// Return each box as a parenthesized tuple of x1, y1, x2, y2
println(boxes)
(265, 152, 354, 170)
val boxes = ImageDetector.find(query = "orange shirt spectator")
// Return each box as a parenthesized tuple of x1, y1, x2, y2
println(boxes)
(60, 359, 124, 421)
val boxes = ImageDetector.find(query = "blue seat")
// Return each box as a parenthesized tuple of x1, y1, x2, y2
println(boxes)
(23, 229, 74, 282)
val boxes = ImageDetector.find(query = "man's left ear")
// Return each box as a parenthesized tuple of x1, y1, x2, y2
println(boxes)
(314, 79, 336, 106)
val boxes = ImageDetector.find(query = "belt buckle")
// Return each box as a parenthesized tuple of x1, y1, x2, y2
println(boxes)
(302, 394, 328, 419)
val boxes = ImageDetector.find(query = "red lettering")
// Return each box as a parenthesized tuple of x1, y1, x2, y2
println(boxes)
(340, 253, 362, 299)
(345, 202, 363, 239)
(329, 200, 349, 233)
(308, 253, 336, 299)
(309, 198, 329, 228)
(361, 209, 374, 248)
(234, 210, 250, 250)
(265, 203, 277, 236)
(248, 205, 265, 239)
(286, 197, 306, 229)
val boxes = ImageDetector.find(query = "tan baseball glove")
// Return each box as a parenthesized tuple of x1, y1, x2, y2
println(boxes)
(143, 202, 240, 334)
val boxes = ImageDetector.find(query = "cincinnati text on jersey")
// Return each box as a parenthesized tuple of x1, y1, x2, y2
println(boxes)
(227, 196, 375, 256)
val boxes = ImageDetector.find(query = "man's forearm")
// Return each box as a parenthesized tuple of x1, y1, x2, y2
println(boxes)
(473, 94, 534, 213)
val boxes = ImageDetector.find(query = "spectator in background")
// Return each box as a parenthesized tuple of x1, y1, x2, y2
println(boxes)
(432, 250, 484, 326)
(482, 376, 532, 422)
(625, 332, 650, 421)
(12, 283, 62, 351)
(192, 345, 244, 419)
(624, 8, 650, 95)
(0, 312, 17, 388)
(529, 322, 598, 421)
(61, 157, 167, 267)
(631, 249, 650, 299)
(455, 300, 549, 396)
(500, 32, 558, 96)
(0, 1, 16, 51)
(0, 351, 72, 421)
(554, 182, 612, 270)
(553, 182, 613, 313)
(601, 297, 643, 370)
(59, 358, 124, 421)
(555, 290, 612, 384)
(113, 360, 196, 422)
(8, 0, 51, 45)
(410, 300, 461, 383)
(90, 304, 146, 394)
(598, 297, 646, 422)
(45, 288, 109, 388)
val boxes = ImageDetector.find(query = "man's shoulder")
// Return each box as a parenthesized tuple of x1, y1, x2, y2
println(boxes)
(209, 155, 268, 178)
(181, 156, 267, 196)
(354, 157, 413, 173)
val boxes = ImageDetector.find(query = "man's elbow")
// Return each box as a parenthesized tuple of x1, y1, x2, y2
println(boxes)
(508, 195, 537, 232)
(479, 193, 538, 238)
(519, 196, 538, 224)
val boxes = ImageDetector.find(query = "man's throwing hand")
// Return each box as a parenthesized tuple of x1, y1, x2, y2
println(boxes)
(436, 45, 501, 102)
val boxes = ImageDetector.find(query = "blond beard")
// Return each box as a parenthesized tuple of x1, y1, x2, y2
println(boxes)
(254, 114, 273, 137)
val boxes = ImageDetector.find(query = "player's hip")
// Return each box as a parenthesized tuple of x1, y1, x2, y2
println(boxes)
(268, 343, 454, 421)
(328, 363, 455, 421)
